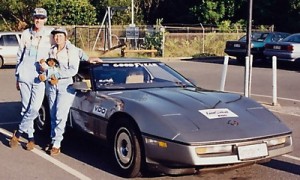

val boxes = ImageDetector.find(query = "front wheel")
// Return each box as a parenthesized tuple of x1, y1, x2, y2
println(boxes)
(0, 57, 4, 69)
(111, 120, 143, 178)
(34, 99, 50, 136)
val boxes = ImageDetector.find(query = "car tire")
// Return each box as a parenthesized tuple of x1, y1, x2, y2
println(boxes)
(34, 98, 50, 136)
(111, 119, 143, 178)
(0, 57, 4, 69)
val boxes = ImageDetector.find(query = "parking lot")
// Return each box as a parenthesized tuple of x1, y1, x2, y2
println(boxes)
(0, 58, 299, 179)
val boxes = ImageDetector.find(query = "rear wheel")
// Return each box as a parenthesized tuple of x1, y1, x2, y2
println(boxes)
(111, 119, 143, 178)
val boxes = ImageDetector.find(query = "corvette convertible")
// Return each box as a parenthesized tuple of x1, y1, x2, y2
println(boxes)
(36, 58, 292, 178)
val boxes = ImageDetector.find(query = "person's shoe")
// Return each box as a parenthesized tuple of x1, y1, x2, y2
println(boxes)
(25, 141, 35, 151)
(50, 147, 60, 156)
(9, 131, 19, 148)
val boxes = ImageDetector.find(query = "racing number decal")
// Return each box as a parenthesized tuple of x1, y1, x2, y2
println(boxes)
(93, 105, 107, 117)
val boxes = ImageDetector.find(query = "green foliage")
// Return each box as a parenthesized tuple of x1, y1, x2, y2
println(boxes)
(90, 0, 144, 25)
(143, 19, 164, 55)
(0, 0, 40, 30)
(0, 0, 97, 30)
(217, 20, 246, 33)
(218, 20, 232, 32)
(42, 0, 97, 25)
(190, 0, 235, 25)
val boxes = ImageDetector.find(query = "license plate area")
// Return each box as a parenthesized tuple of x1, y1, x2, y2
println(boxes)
(273, 45, 281, 50)
(234, 44, 241, 48)
(238, 143, 268, 160)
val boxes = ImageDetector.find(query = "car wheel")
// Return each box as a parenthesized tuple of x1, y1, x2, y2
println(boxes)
(112, 120, 143, 178)
(0, 57, 4, 69)
(34, 99, 50, 136)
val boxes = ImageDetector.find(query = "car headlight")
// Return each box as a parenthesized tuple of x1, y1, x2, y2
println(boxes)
(145, 138, 168, 148)
(195, 145, 233, 155)
(265, 136, 290, 146)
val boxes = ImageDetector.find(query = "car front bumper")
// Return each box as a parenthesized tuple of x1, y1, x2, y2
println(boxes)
(143, 133, 293, 175)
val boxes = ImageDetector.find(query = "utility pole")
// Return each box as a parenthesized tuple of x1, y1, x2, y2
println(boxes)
(130, 0, 135, 26)
(244, 0, 253, 97)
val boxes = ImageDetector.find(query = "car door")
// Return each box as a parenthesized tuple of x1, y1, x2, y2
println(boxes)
(0, 34, 20, 65)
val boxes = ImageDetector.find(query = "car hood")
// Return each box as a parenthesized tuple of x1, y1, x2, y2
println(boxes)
(112, 88, 291, 143)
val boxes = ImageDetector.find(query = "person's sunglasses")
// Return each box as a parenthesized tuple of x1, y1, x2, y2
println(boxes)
(34, 16, 46, 20)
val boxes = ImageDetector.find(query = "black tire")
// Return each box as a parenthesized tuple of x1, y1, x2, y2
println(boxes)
(111, 119, 143, 178)
(0, 57, 4, 69)
(34, 99, 50, 136)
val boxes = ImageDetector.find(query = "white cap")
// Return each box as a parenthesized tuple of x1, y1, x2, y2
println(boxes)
(51, 27, 67, 36)
(33, 8, 47, 18)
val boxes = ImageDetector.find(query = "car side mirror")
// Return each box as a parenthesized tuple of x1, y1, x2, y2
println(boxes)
(72, 80, 91, 92)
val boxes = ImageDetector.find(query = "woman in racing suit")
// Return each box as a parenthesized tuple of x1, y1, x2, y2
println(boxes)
(46, 27, 80, 156)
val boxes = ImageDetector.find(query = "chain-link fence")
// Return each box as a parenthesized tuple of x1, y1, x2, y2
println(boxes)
(66, 25, 267, 57)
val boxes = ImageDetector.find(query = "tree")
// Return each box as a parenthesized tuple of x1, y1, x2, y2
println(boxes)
(90, 0, 144, 25)
(0, 0, 40, 30)
(190, 0, 236, 25)
(0, 0, 97, 31)
(42, 0, 97, 25)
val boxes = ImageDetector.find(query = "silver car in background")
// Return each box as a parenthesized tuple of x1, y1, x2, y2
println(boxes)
(0, 32, 21, 68)
(264, 33, 300, 62)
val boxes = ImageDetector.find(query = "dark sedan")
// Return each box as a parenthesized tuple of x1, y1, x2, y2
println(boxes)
(224, 32, 290, 63)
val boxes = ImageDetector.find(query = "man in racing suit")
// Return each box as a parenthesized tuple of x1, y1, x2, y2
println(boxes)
(10, 8, 53, 150)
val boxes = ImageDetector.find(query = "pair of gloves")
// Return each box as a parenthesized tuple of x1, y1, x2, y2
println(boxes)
(38, 58, 60, 85)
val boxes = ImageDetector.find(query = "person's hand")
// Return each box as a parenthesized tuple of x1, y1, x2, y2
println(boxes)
(16, 81, 20, 91)
(88, 57, 102, 64)
(39, 74, 46, 82)
(50, 75, 58, 85)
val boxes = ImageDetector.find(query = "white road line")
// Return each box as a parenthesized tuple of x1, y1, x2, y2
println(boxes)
(0, 128, 91, 180)
(283, 154, 300, 162)
(32, 149, 91, 180)
(228, 91, 300, 103)
(270, 109, 300, 117)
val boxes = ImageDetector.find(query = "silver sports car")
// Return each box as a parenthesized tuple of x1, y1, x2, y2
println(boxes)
(36, 58, 293, 178)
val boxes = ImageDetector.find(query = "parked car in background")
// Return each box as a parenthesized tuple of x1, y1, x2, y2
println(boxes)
(224, 32, 290, 63)
(36, 58, 293, 178)
(264, 33, 300, 63)
(0, 32, 21, 68)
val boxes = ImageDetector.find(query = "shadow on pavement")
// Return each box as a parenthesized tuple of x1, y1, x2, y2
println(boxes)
(262, 159, 300, 176)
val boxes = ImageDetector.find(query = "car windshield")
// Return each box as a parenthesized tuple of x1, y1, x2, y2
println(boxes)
(91, 62, 195, 91)
(282, 34, 300, 43)
(239, 32, 269, 42)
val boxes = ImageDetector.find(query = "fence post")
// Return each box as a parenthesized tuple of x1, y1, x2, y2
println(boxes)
(244, 56, 249, 97)
(220, 56, 229, 91)
(248, 55, 253, 97)
(272, 56, 278, 106)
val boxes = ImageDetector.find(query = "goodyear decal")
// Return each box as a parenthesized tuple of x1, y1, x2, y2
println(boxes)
(93, 105, 107, 117)
(199, 108, 238, 119)
(113, 63, 158, 67)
